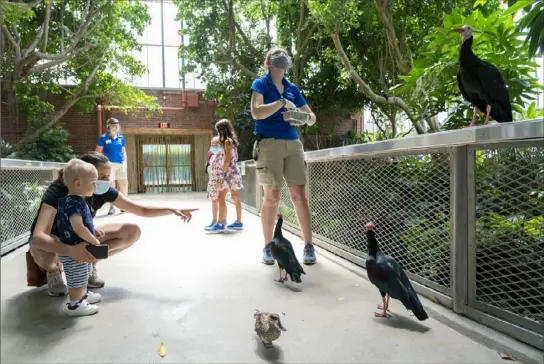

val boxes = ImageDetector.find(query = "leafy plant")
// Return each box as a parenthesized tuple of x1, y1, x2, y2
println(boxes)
(508, 0, 544, 58)
(10, 126, 77, 162)
(397, 6, 543, 129)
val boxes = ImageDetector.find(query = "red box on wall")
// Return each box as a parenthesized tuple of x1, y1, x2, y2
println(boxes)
(158, 122, 171, 128)
(186, 93, 199, 108)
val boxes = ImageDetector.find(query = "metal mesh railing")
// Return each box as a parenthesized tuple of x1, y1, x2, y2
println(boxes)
(231, 120, 544, 348)
(237, 162, 258, 210)
(304, 153, 451, 293)
(473, 146, 544, 326)
(0, 159, 65, 255)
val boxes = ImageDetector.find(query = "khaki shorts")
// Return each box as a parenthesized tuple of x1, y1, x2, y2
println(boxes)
(110, 162, 128, 180)
(255, 138, 308, 191)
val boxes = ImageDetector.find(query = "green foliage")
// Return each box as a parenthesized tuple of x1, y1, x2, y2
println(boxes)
(11, 126, 77, 162)
(508, 0, 544, 58)
(397, 6, 543, 129)
(2, 0, 159, 151)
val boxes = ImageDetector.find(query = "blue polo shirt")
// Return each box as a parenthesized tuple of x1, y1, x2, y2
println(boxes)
(250, 73, 308, 140)
(97, 133, 125, 163)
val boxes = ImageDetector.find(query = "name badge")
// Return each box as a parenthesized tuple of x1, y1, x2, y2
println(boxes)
(106, 139, 112, 144)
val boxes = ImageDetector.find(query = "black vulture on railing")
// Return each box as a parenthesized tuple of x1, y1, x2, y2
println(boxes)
(452, 25, 513, 127)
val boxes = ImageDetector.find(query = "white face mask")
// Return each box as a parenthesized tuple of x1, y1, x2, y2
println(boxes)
(94, 180, 110, 195)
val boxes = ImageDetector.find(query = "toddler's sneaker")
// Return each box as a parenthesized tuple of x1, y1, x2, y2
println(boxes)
(227, 221, 244, 230)
(205, 222, 226, 233)
(66, 299, 99, 317)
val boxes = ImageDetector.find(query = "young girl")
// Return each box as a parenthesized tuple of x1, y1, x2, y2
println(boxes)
(205, 137, 226, 228)
(205, 119, 244, 233)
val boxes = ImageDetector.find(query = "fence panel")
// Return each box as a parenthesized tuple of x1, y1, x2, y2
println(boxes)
(469, 144, 544, 335)
(0, 159, 65, 255)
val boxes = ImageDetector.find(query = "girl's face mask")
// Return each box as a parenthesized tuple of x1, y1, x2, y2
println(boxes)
(210, 146, 221, 154)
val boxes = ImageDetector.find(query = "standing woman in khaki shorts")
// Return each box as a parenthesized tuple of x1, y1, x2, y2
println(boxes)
(250, 46, 317, 266)
(96, 118, 128, 215)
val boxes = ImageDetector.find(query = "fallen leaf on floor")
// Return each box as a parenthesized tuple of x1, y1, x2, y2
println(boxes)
(158, 343, 167, 358)
(355, 284, 359, 287)
(282, 313, 286, 315)
(499, 353, 513, 360)
(337, 297, 345, 301)
(409, 312, 414, 317)
(430, 297, 438, 304)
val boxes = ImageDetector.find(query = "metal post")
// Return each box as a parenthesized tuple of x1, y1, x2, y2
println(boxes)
(466, 147, 477, 307)
(160, 0, 166, 89)
(451, 145, 469, 314)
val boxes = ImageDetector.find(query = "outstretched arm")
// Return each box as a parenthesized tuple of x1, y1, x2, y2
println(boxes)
(111, 193, 197, 222)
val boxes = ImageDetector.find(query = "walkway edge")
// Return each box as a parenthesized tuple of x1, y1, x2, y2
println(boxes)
(306, 234, 544, 364)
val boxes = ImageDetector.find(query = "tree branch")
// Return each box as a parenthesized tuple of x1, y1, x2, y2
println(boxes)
(260, 0, 272, 48)
(374, 0, 410, 74)
(233, 20, 262, 59)
(299, 23, 317, 54)
(8, 0, 43, 8)
(26, 43, 94, 75)
(42, 0, 52, 52)
(331, 29, 425, 134)
(2, 25, 21, 61)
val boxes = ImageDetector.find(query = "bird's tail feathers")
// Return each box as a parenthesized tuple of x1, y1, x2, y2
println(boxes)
(491, 103, 513, 123)
(407, 287, 429, 321)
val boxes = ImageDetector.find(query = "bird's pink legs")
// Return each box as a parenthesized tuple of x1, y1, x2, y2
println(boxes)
(484, 104, 492, 125)
(375, 295, 391, 318)
(470, 105, 479, 127)
(275, 267, 288, 283)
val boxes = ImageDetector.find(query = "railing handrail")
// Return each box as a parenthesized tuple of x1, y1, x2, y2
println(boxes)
(304, 119, 544, 161)
(0, 158, 66, 170)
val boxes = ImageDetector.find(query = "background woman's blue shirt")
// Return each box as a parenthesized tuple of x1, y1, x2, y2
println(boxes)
(97, 133, 126, 163)
(250, 73, 308, 140)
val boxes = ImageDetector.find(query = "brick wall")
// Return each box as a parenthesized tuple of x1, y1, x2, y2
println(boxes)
(1, 89, 217, 156)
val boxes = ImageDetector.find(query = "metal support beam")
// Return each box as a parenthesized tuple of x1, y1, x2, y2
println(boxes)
(160, 0, 166, 89)
(450, 146, 469, 314)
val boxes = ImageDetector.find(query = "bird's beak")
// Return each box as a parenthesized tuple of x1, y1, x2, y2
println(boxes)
(449, 28, 463, 33)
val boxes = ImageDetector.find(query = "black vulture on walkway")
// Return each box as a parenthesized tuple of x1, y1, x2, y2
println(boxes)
(452, 25, 513, 127)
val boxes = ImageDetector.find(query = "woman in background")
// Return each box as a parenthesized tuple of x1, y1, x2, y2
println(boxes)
(205, 119, 244, 233)
(96, 118, 128, 215)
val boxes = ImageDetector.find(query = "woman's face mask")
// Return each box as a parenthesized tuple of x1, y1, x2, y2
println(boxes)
(210, 146, 221, 154)
(94, 180, 110, 195)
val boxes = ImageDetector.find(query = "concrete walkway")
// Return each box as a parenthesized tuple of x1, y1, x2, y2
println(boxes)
(0, 193, 521, 363)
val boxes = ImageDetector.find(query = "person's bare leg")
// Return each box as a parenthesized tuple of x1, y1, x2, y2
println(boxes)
(212, 198, 219, 222)
(97, 223, 141, 256)
(117, 179, 128, 196)
(231, 190, 242, 223)
(217, 189, 228, 224)
(261, 188, 281, 244)
(288, 185, 316, 264)
(288, 185, 312, 243)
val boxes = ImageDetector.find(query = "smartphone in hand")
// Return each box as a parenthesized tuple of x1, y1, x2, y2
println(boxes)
(86, 244, 109, 259)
